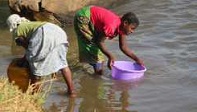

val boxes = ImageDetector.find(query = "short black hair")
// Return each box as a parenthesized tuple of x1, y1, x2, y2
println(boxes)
(121, 12, 139, 26)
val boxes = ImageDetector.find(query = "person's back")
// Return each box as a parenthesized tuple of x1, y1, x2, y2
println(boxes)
(90, 6, 121, 38)
(74, 6, 144, 75)
(15, 21, 46, 38)
(7, 14, 76, 97)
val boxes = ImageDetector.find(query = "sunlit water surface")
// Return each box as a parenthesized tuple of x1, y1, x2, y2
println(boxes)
(0, 0, 197, 112)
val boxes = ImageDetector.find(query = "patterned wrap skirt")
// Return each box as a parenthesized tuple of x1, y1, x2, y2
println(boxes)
(74, 6, 105, 64)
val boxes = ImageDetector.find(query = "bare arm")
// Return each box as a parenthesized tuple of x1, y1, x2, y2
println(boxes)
(15, 37, 28, 49)
(15, 37, 29, 67)
(119, 34, 144, 66)
(96, 36, 115, 69)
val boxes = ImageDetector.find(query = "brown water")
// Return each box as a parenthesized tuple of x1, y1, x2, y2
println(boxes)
(1, 0, 197, 112)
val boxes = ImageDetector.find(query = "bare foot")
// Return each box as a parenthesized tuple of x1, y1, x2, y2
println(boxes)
(94, 70, 103, 75)
(68, 90, 77, 97)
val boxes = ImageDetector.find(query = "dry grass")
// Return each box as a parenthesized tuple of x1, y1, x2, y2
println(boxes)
(0, 77, 54, 112)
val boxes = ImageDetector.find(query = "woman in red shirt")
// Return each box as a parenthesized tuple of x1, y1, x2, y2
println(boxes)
(74, 6, 144, 75)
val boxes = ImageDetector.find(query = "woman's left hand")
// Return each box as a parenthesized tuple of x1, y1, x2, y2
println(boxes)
(136, 59, 145, 66)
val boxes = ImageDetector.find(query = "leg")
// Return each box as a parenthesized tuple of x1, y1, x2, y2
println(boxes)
(51, 73, 57, 79)
(60, 67, 76, 97)
(90, 62, 104, 75)
(29, 73, 41, 93)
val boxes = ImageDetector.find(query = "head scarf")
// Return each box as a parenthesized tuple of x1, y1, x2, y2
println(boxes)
(6, 14, 30, 32)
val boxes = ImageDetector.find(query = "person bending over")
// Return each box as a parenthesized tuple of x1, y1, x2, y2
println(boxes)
(74, 6, 144, 75)
(7, 14, 76, 97)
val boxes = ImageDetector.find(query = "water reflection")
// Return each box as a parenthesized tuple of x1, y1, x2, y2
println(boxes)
(46, 97, 77, 112)
(106, 79, 143, 112)
(77, 76, 107, 111)
(1, 0, 197, 112)
(68, 75, 144, 112)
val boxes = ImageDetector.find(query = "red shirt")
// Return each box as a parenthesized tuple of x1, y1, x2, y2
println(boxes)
(90, 6, 122, 39)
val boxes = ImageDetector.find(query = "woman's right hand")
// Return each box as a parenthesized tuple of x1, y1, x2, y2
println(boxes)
(107, 56, 115, 70)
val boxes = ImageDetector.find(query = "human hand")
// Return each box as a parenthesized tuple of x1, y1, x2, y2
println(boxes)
(107, 57, 115, 70)
(136, 59, 145, 67)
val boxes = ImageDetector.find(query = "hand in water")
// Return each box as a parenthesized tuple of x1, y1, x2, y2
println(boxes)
(136, 59, 145, 67)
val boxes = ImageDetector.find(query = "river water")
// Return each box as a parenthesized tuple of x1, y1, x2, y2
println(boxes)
(0, 0, 197, 112)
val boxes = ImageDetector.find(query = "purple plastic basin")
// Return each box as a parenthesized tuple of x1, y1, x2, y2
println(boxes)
(111, 61, 146, 80)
